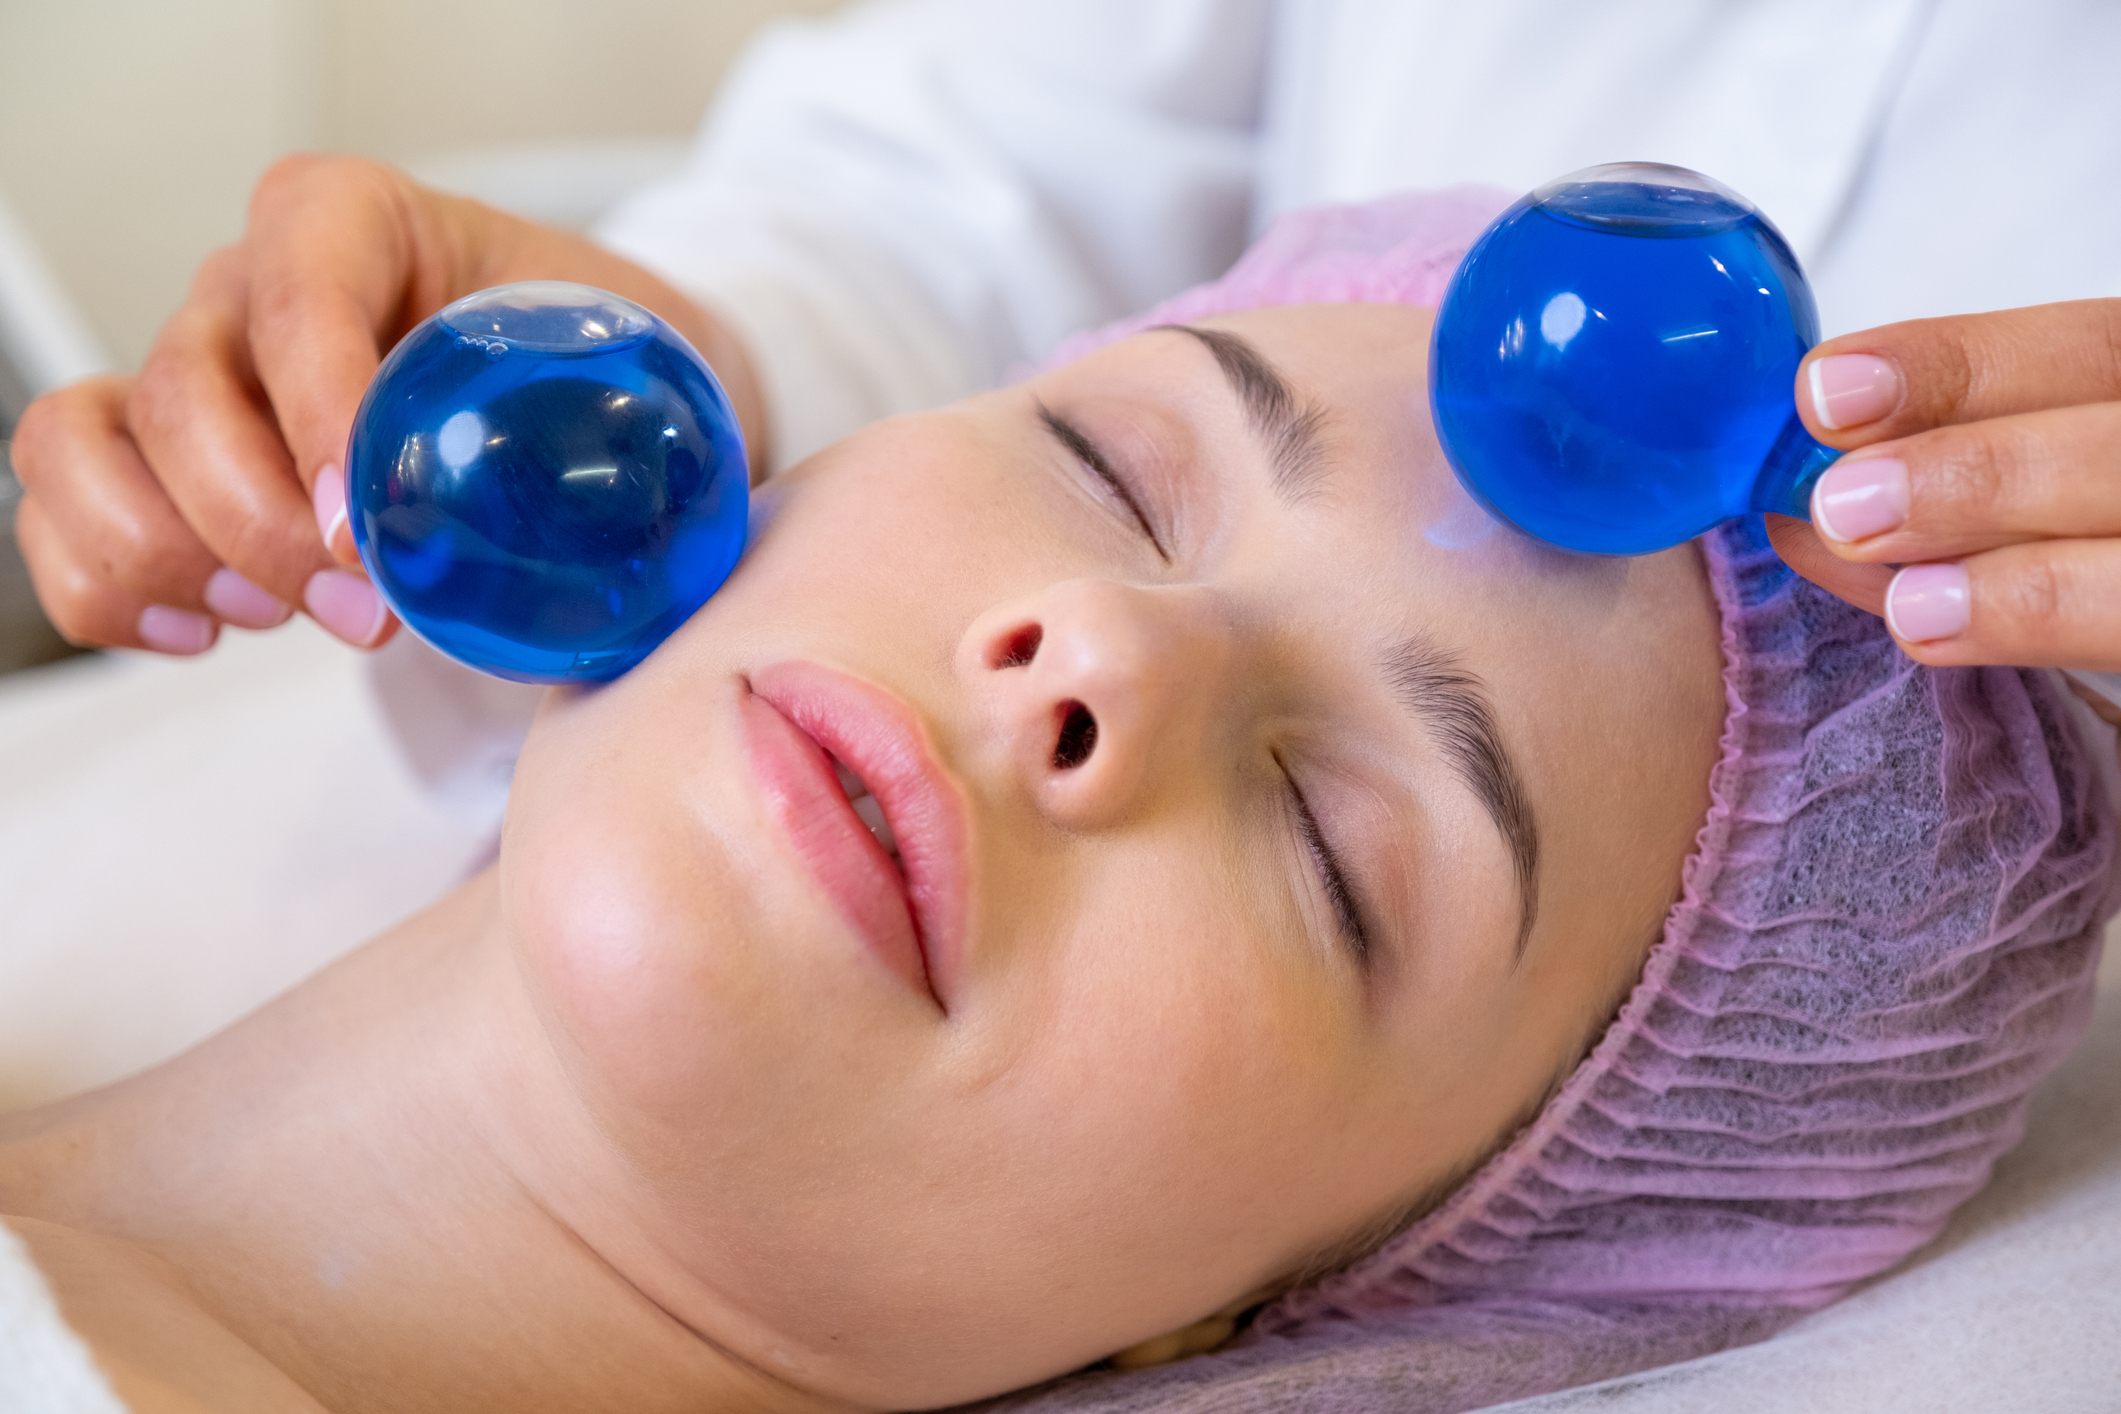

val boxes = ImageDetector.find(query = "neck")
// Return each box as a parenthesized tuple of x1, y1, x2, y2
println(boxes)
(0, 871, 841, 1414)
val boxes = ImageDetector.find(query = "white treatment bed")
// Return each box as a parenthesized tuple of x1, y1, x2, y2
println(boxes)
(1, 627, 2118, 1411)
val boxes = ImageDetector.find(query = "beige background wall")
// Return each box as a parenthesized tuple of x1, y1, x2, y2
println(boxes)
(0, 0, 847, 369)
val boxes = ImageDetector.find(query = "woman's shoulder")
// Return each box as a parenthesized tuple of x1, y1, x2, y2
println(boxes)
(3, 1215, 327, 1414)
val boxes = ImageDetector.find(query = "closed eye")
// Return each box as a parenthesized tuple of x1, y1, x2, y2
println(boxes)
(1036, 403, 1169, 561)
(1279, 759, 1373, 967)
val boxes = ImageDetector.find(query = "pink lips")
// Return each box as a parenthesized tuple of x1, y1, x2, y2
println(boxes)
(741, 661, 969, 1010)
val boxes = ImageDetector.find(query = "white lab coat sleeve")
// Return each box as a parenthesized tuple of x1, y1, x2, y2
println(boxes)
(593, 0, 1269, 471)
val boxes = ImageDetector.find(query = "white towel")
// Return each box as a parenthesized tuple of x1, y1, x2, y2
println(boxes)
(0, 1223, 126, 1414)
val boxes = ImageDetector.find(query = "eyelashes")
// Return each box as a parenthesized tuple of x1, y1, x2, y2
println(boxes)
(1283, 761, 1373, 967)
(1036, 403, 1170, 562)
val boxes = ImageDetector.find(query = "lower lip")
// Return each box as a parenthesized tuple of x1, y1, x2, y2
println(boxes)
(739, 688, 936, 1003)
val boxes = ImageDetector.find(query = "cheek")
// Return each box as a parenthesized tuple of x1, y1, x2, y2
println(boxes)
(728, 417, 1091, 667)
(750, 423, 1028, 585)
(501, 668, 901, 1178)
(502, 683, 762, 1139)
(881, 850, 1392, 1363)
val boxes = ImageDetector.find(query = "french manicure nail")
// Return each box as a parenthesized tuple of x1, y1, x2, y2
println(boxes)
(313, 466, 352, 558)
(1812, 457, 1909, 543)
(1885, 563, 1970, 643)
(1806, 354, 1902, 430)
(203, 567, 292, 628)
(304, 568, 388, 647)
(138, 604, 216, 655)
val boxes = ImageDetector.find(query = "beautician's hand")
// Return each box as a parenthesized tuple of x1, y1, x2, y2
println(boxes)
(10, 154, 767, 656)
(1765, 299, 2121, 676)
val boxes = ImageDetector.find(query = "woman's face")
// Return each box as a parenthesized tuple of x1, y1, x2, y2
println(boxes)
(500, 303, 1726, 1408)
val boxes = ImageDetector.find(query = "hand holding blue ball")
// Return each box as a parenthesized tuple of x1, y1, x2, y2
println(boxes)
(1428, 165, 2121, 709)
(346, 282, 749, 683)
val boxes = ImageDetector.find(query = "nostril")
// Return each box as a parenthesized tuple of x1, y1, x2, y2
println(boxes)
(993, 623, 1043, 669)
(1052, 701, 1098, 770)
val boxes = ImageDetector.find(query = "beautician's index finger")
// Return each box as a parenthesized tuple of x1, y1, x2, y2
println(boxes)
(1797, 298, 2121, 448)
(248, 268, 385, 512)
(242, 157, 422, 512)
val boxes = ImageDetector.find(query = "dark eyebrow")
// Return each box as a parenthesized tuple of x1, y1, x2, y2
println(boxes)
(1383, 636, 1541, 961)
(1152, 324, 1331, 502)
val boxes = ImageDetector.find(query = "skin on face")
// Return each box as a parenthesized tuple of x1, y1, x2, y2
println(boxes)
(498, 302, 1727, 1407)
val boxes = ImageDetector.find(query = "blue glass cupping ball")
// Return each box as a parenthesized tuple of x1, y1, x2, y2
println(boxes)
(346, 281, 749, 683)
(1430, 162, 1841, 555)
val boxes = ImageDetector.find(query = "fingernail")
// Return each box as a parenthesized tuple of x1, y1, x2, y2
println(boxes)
(1812, 457, 1909, 543)
(1806, 354, 1902, 430)
(304, 568, 388, 646)
(1885, 563, 1970, 643)
(203, 567, 292, 628)
(138, 604, 216, 655)
(312, 466, 353, 560)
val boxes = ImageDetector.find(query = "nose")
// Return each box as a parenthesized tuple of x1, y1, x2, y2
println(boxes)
(957, 579, 1233, 828)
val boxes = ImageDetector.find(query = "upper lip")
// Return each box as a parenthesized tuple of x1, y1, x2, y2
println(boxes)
(748, 661, 971, 1009)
